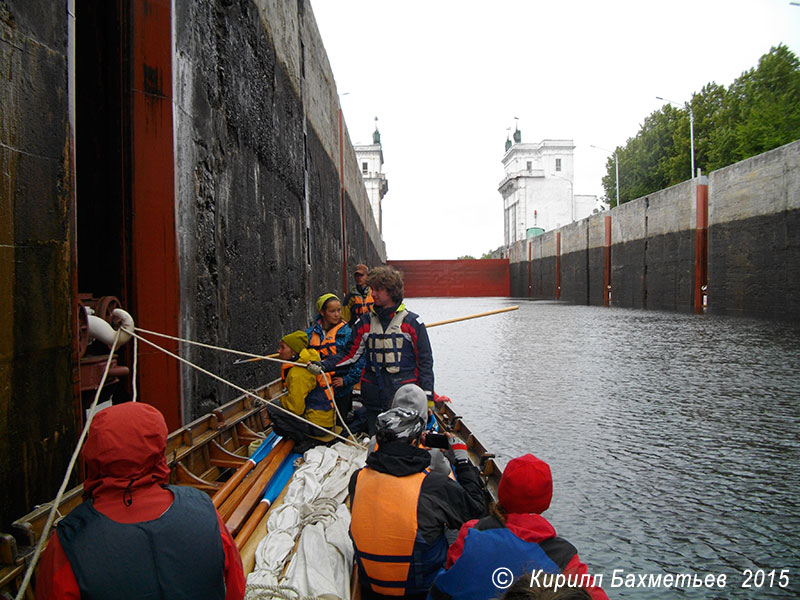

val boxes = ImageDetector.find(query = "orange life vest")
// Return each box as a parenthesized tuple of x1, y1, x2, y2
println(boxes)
(350, 468, 429, 596)
(308, 321, 346, 358)
(280, 364, 334, 412)
(350, 288, 374, 320)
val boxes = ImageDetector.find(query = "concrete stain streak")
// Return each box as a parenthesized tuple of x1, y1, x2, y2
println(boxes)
(0, 140, 57, 161)
(0, 37, 25, 52)
(0, 29, 63, 59)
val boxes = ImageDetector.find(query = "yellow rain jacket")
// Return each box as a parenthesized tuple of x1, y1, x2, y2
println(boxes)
(280, 348, 336, 430)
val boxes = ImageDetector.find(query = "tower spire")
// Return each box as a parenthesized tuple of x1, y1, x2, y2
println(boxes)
(372, 116, 380, 144)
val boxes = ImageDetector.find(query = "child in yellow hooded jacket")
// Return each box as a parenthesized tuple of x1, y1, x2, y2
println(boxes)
(269, 330, 336, 443)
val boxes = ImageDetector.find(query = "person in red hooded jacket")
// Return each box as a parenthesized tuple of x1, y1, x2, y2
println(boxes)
(428, 454, 608, 600)
(35, 402, 245, 600)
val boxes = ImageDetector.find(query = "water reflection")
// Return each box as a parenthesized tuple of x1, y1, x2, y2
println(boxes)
(409, 297, 800, 598)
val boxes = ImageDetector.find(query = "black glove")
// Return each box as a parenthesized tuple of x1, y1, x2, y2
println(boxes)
(306, 361, 324, 376)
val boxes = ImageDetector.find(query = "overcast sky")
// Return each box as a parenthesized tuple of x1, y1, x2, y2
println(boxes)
(309, 0, 800, 260)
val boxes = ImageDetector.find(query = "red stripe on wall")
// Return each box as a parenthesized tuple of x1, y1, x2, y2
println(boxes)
(131, 0, 181, 430)
(694, 179, 709, 313)
(388, 260, 510, 297)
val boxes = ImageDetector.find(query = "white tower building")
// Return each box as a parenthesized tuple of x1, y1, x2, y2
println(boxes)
(498, 128, 598, 246)
(354, 124, 389, 234)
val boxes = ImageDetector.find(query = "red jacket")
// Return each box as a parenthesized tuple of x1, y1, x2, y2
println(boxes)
(34, 403, 245, 600)
(444, 512, 608, 600)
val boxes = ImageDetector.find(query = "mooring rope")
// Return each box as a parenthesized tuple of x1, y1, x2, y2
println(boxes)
(320, 376, 357, 443)
(123, 327, 365, 450)
(131, 335, 139, 403)
(133, 325, 281, 363)
(14, 330, 123, 600)
(15, 324, 365, 600)
(297, 497, 341, 528)
(131, 326, 358, 443)
(244, 583, 327, 600)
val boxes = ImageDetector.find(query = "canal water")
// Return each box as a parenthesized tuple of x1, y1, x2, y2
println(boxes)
(409, 297, 800, 598)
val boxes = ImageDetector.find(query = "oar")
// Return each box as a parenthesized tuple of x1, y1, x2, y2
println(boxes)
(212, 432, 280, 509)
(426, 305, 519, 328)
(234, 451, 301, 549)
(233, 305, 518, 366)
(226, 439, 295, 536)
(217, 439, 288, 521)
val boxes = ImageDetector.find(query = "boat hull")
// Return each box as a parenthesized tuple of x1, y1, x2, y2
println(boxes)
(1, 383, 500, 597)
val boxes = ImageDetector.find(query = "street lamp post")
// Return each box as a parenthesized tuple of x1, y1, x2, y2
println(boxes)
(656, 96, 695, 179)
(591, 145, 620, 207)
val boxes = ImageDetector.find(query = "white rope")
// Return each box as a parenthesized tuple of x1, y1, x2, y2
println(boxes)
(14, 330, 122, 600)
(133, 326, 352, 378)
(122, 328, 365, 450)
(244, 583, 326, 600)
(13, 324, 363, 600)
(297, 497, 340, 528)
(321, 377, 357, 443)
(133, 326, 285, 363)
(133, 326, 360, 443)
(131, 335, 139, 403)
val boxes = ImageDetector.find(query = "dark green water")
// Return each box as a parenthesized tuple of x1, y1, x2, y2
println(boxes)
(411, 297, 800, 599)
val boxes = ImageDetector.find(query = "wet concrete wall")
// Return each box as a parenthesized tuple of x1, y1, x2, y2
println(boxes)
(0, 0, 77, 531)
(174, 0, 385, 419)
(610, 199, 647, 308)
(1, 0, 386, 530)
(557, 216, 612, 307)
(708, 141, 800, 319)
(508, 232, 558, 299)
(173, 0, 307, 418)
(560, 220, 590, 305)
(612, 180, 697, 312)
(510, 182, 699, 310)
(586, 216, 608, 307)
(509, 141, 800, 321)
(642, 181, 697, 311)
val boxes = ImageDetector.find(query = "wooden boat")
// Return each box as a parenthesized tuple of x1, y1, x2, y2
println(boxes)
(0, 381, 501, 599)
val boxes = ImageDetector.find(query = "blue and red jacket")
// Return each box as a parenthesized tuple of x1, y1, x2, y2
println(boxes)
(429, 513, 608, 600)
(320, 303, 434, 410)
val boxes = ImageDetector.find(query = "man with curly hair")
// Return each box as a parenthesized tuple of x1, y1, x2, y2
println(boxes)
(308, 265, 434, 435)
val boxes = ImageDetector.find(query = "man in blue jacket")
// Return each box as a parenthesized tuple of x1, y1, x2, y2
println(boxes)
(309, 266, 434, 435)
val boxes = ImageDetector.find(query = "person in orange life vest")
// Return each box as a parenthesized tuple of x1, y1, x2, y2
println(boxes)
(35, 402, 245, 600)
(305, 293, 364, 422)
(308, 266, 434, 436)
(428, 454, 609, 600)
(349, 405, 486, 600)
(266, 330, 335, 449)
(341, 263, 374, 326)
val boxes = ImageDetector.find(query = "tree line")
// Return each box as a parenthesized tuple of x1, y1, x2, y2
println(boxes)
(602, 44, 800, 206)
